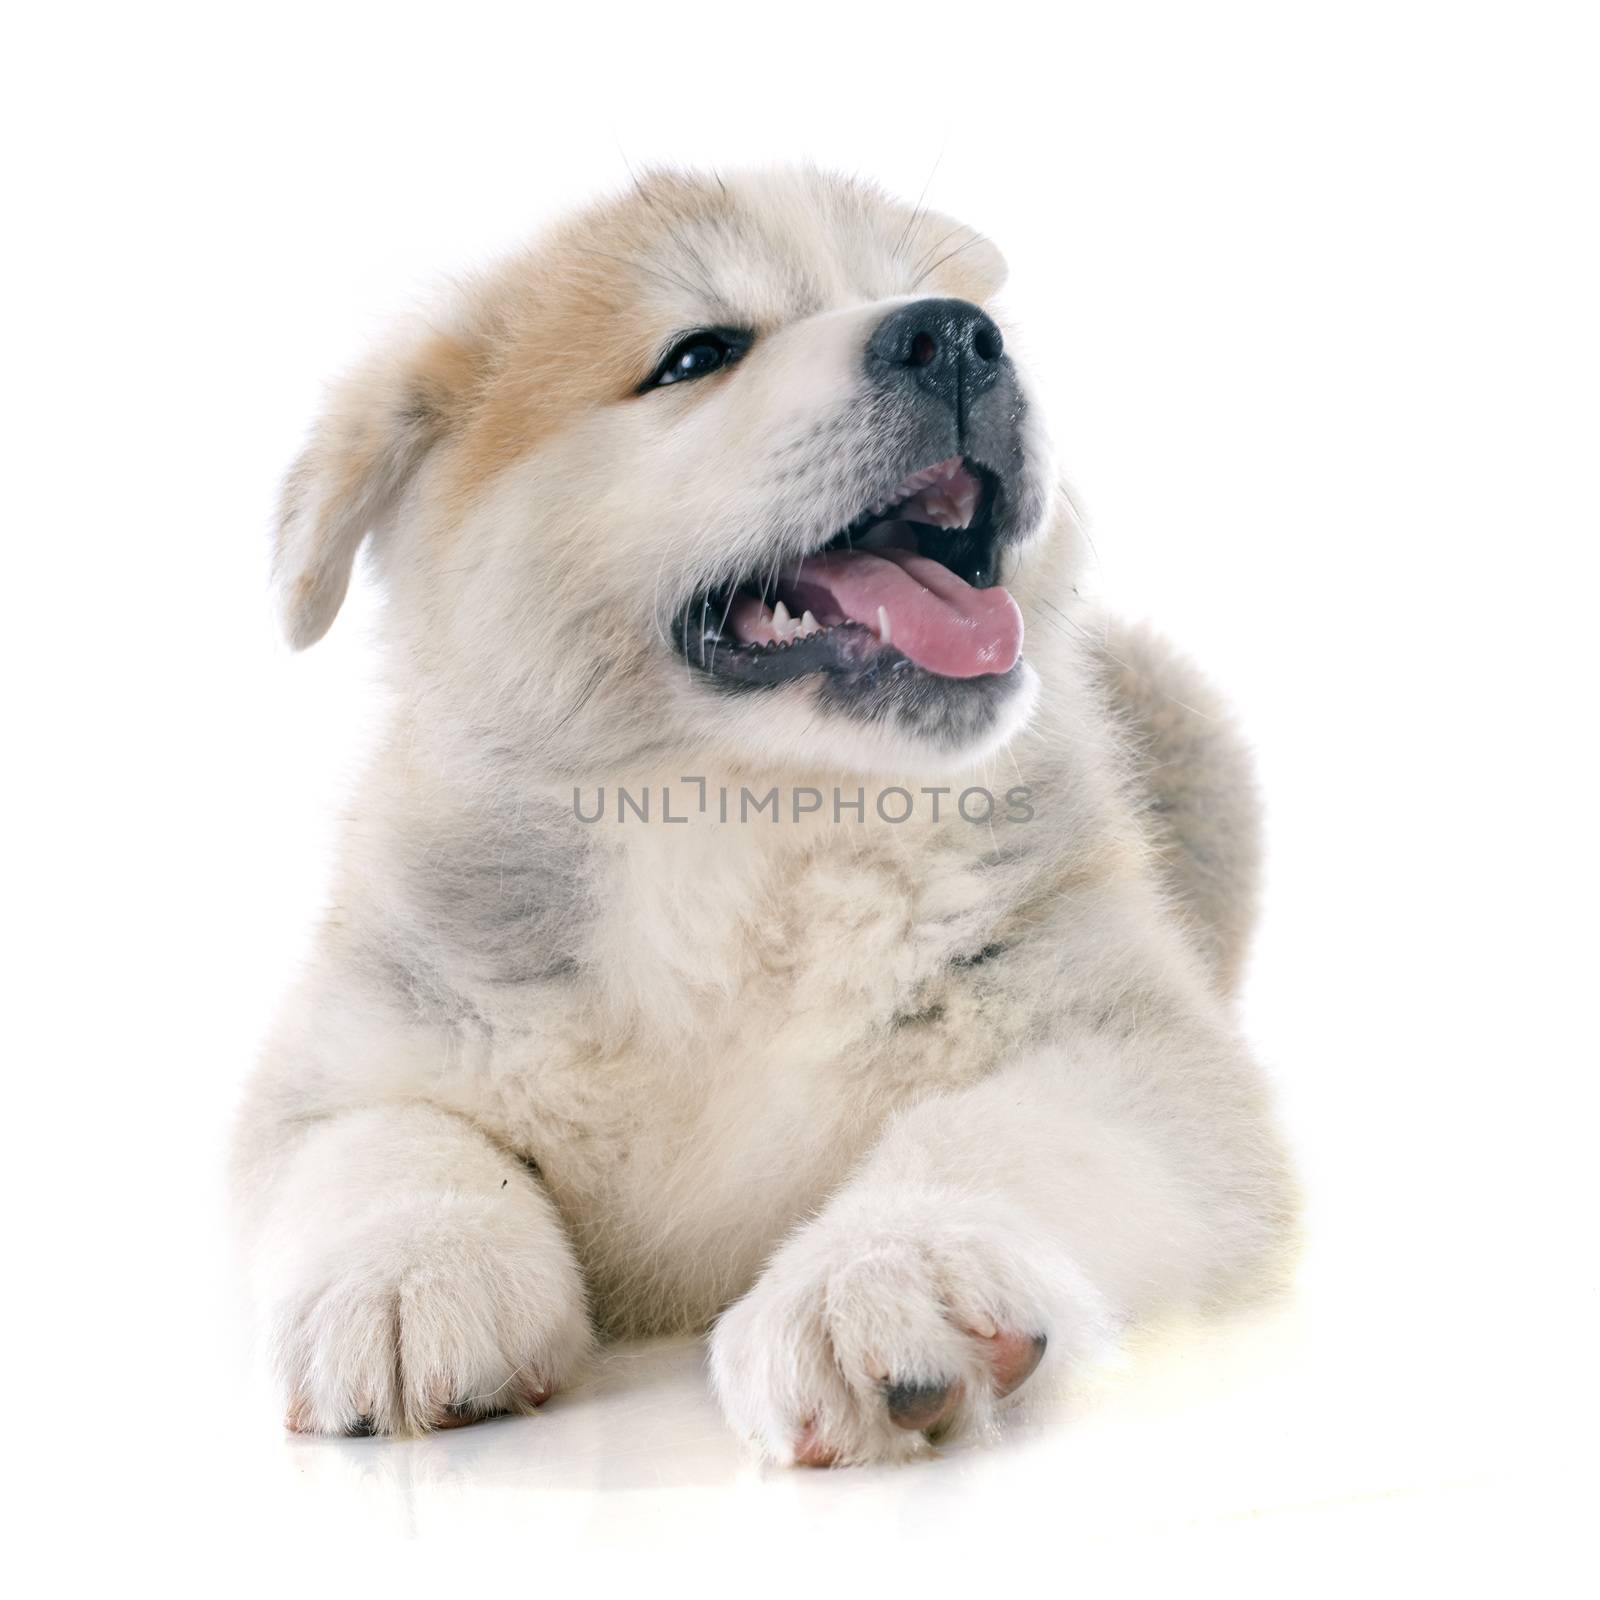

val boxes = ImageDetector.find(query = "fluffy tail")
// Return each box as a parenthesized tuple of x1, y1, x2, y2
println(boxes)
(1093, 620, 1263, 996)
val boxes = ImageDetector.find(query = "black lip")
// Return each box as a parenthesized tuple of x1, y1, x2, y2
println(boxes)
(673, 458, 1007, 690)
(683, 616, 901, 686)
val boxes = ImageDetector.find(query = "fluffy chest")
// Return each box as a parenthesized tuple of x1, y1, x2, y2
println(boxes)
(428, 818, 1041, 1329)
(466, 828, 1023, 1157)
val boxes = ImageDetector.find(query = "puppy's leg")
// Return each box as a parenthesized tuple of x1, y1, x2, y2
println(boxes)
(237, 1102, 592, 1436)
(710, 1025, 1295, 1465)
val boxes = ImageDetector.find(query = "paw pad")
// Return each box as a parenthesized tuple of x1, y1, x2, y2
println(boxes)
(883, 1378, 962, 1432)
(793, 1419, 840, 1467)
(984, 1330, 1048, 1397)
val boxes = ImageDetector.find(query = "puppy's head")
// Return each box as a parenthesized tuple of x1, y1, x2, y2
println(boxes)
(277, 168, 1065, 778)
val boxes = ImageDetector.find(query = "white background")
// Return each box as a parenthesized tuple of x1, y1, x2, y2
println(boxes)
(6, 1, 1596, 1592)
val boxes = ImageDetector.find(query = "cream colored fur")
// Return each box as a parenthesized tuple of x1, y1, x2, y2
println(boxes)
(234, 167, 1297, 1465)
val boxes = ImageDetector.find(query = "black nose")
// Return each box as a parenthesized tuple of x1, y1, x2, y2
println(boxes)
(866, 298, 1005, 425)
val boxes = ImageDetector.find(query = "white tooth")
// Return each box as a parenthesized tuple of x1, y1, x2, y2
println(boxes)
(799, 610, 821, 637)
(876, 605, 892, 646)
(950, 476, 979, 528)
(772, 600, 791, 627)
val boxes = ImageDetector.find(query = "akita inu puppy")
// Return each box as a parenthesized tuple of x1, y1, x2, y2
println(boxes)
(235, 167, 1296, 1465)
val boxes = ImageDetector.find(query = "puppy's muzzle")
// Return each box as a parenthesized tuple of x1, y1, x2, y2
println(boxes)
(866, 298, 1006, 427)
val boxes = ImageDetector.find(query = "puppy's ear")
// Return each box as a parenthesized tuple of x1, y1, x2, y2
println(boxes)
(912, 210, 1009, 302)
(274, 322, 474, 649)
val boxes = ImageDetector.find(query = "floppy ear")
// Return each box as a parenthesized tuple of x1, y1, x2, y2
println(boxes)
(273, 322, 474, 649)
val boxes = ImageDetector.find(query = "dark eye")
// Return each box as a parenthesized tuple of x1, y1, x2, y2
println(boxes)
(641, 329, 751, 392)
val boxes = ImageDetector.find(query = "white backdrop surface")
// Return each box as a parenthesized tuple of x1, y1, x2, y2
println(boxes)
(5, 2, 1596, 1592)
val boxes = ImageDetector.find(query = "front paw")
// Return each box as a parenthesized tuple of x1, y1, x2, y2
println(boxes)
(264, 1189, 592, 1437)
(709, 1184, 1114, 1466)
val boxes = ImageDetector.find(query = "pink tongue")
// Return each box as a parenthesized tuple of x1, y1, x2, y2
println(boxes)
(782, 549, 1023, 678)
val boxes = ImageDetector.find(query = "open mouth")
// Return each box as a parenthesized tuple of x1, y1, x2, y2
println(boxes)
(676, 457, 1024, 687)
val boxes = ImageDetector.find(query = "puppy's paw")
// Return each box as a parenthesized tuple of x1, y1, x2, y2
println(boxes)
(265, 1188, 592, 1437)
(709, 1184, 1113, 1466)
